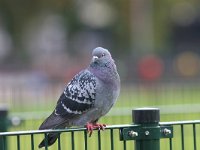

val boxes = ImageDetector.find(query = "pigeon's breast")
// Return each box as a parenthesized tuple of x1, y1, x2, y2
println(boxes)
(94, 78, 120, 117)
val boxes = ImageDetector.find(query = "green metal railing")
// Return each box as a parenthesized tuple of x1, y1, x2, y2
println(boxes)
(160, 120, 200, 150)
(0, 108, 200, 150)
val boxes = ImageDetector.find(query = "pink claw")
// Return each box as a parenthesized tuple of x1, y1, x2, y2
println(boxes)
(85, 123, 107, 137)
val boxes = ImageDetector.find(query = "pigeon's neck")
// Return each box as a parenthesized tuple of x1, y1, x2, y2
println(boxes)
(88, 63, 120, 88)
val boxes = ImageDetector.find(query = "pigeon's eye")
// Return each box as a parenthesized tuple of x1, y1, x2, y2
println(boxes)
(101, 53, 105, 57)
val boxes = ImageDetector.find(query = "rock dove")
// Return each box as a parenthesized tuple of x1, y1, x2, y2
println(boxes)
(38, 47, 120, 148)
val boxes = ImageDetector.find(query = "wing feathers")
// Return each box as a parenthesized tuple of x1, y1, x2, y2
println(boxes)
(55, 70, 96, 116)
(39, 70, 96, 130)
(55, 93, 92, 115)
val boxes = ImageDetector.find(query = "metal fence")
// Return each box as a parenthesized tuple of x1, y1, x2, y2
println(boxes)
(0, 108, 200, 150)
(160, 120, 200, 150)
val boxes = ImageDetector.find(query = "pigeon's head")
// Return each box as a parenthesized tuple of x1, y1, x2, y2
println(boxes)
(90, 47, 114, 69)
(89, 47, 119, 83)
(91, 47, 112, 63)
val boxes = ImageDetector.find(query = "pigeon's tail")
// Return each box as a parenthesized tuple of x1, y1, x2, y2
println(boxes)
(38, 133, 59, 148)
(38, 112, 67, 148)
(39, 112, 64, 130)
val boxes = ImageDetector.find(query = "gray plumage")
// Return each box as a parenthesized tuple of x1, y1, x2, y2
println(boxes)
(38, 47, 120, 148)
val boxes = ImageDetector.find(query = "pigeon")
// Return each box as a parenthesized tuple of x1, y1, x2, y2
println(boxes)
(38, 47, 120, 148)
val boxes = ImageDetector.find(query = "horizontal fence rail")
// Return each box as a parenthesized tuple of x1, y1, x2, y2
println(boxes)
(0, 108, 200, 150)
(0, 125, 138, 150)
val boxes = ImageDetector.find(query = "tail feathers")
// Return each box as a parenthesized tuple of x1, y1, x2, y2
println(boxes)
(38, 133, 59, 148)
(38, 113, 68, 148)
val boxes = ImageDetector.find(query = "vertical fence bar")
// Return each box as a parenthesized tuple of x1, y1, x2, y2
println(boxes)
(169, 138, 172, 150)
(84, 130, 88, 150)
(17, 135, 20, 150)
(44, 133, 48, 150)
(0, 106, 8, 150)
(123, 140, 127, 150)
(181, 125, 184, 150)
(110, 129, 114, 150)
(133, 108, 160, 150)
(71, 131, 75, 150)
(57, 133, 61, 150)
(97, 130, 101, 150)
(193, 124, 196, 150)
(31, 134, 34, 150)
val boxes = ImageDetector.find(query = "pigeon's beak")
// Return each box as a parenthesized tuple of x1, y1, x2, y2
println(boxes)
(92, 56, 99, 62)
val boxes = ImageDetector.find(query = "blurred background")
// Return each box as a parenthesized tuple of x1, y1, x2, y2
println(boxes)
(0, 0, 200, 146)
(1, 0, 200, 149)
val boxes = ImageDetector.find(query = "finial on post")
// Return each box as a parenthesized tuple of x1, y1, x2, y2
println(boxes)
(133, 107, 160, 124)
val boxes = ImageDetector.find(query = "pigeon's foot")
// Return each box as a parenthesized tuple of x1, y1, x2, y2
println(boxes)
(86, 123, 106, 137)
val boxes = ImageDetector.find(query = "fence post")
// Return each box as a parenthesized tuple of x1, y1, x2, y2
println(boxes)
(0, 106, 8, 150)
(133, 108, 160, 150)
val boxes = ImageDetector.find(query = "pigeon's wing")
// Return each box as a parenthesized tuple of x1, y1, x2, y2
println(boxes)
(56, 70, 96, 116)
(39, 70, 96, 129)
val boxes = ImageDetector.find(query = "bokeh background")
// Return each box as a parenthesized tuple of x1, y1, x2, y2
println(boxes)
(0, 0, 200, 149)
